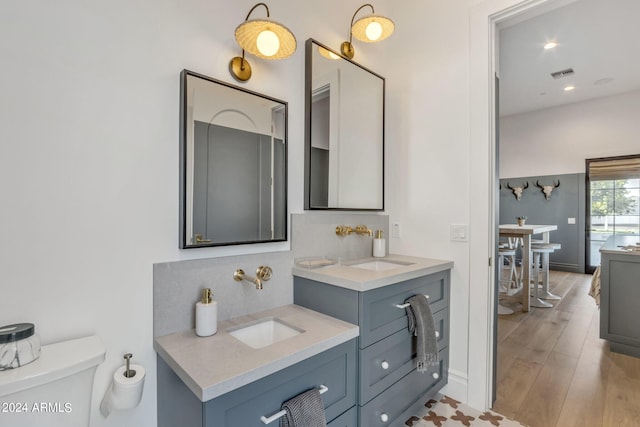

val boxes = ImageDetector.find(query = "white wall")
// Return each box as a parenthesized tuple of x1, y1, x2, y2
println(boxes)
(0, 1, 375, 426)
(385, 0, 557, 409)
(0, 0, 531, 424)
(382, 0, 474, 400)
(500, 89, 640, 178)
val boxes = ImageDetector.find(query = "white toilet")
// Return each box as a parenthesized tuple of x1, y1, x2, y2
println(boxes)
(0, 335, 105, 427)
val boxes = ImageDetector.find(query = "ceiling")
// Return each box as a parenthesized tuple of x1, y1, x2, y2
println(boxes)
(498, 0, 640, 117)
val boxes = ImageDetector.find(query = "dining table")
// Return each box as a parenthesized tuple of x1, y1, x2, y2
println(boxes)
(499, 224, 558, 312)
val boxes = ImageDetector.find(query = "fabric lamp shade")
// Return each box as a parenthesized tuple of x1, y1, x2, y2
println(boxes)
(351, 14, 394, 42)
(235, 19, 297, 60)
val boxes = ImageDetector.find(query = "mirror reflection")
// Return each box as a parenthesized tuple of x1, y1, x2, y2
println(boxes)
(180, 70, 287, 248)
(305, 39, 384, 210)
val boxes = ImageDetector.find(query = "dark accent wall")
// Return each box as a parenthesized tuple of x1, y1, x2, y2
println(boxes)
(310, 147, 329, 207)
(500, 173, 586, 273)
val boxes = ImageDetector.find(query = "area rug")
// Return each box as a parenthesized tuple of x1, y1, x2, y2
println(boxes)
(404, 395, 528, 427)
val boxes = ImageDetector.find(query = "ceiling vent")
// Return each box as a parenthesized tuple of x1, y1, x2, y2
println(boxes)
(550, 68, 575, 79)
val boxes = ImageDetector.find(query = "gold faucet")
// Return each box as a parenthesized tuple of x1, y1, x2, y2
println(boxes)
(234, 266, 273, 290)
(335, 225, 373, 237)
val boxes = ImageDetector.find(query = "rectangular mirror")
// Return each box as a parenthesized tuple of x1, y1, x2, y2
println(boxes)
(304, 39, 384, 210)
(179, 70, 287, 248)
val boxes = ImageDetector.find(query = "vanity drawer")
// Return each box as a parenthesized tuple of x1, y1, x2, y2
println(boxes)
(327, 406, 357, 427)
(359, 309, 448, 404)
(359, 270, 450, 348)
(358, 347, 449, 427)
(203, 339, 357, 426)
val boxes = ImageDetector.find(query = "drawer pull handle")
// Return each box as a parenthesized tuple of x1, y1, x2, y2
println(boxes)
(381, 360, 390, 370)
(395, 295, 429, 309)
(260, 385, 328, 424)
(432, 372, 440, 380)
(436, 331, 440, 338)
(380, 412, 389, 422)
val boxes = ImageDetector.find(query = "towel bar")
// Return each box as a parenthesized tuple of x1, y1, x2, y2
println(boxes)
(395, 295, 429, 309)
(260, 385, 328, 424)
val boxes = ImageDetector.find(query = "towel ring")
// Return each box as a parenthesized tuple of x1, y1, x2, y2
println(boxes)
(395, 294, 429, 309)
(260, 385, 329, 424)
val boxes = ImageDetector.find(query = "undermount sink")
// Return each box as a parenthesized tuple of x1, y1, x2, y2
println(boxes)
(349, 260, 414, 272)
(227, 317, 304, 349)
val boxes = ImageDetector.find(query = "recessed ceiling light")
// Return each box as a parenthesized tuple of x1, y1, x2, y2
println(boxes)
(564, 85, 576, 91)
(594, 77, 614, 86)
(544, 41, 557, 50)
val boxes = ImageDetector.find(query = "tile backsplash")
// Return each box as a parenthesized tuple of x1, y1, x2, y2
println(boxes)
(153, 213, 388, 337)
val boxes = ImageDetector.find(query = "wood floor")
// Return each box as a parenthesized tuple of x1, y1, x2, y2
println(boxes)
(492, 270, 640, 427)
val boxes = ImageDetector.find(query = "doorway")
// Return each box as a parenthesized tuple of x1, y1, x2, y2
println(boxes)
(489, 0, 640, 414)
(491, 0, 569, 409)
(469, 0, 584, 411)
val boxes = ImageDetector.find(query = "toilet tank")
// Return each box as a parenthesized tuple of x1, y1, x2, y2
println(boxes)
(0, 335, 105, 427)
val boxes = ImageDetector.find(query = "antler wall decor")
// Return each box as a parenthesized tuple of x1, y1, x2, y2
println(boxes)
(506, 181, 529, 201)
(536, 180, 560, 200)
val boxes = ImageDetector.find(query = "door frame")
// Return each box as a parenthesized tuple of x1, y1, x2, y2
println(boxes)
(468, 0, 563, 410)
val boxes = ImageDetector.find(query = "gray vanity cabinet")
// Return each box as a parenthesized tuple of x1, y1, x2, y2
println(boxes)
(599, 236, 640, 358)
(157, 339, 357, 427)
(294, 270, 450, 426)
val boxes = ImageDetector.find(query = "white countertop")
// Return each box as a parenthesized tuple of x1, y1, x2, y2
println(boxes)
(600, 235, 640, 255)
(292, 254, 454, 292)
(154, 304, 359, 402)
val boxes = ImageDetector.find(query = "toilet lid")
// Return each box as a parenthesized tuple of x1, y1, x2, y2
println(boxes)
(0, 335, 105, 398)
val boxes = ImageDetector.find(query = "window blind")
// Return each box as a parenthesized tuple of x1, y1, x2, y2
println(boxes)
(588, 156, 640, 181)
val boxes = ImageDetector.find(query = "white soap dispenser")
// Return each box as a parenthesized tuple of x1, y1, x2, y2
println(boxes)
(373, 230, 386, 258)
(195, 288, 217, 337)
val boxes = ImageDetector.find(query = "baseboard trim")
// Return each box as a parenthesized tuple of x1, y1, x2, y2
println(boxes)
(440, 368, 468, 403)
(550, 263, 584, 274)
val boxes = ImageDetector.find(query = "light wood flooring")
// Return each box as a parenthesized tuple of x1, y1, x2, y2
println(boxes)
(492, 270, 640, 427)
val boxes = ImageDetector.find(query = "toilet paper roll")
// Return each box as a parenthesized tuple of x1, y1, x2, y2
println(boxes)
(100, 364, 145, 418)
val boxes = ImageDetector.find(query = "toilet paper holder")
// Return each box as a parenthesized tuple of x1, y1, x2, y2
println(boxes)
(100, 351, 146, 418)
(123, 353, 136, 378)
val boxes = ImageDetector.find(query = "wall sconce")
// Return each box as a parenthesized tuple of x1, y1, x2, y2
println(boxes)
(229, 2, 297, 82)
(318, 46, 341, 60)
(341, 3, 394, 59)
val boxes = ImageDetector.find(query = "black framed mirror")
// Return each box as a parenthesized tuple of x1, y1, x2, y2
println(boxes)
(304, 39, 385, 210)
(179, 70, 288, 248)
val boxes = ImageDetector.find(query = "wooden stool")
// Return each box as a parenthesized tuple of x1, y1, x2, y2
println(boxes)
(497, 247, 519, 315)
(530, 247, 552, 308)
(532, 242, 561, 301)
(498, 247, 520, 294)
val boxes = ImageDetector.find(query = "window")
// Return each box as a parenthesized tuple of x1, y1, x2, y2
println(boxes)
(587, 156, 640, 270)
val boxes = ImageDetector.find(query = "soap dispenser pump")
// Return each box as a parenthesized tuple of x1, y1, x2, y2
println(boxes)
(373, 230, 386, 257)
(195, 288, 217, 337)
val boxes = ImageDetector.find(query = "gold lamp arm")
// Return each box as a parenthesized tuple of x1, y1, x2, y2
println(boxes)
(244, 2, 269, 21)
(229, 2, 296, 81)
(348, 4, 375, 44)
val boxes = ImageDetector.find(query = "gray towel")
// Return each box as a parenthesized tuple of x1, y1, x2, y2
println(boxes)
(405, 294, 439, 372)
(279, 388, 327, 427)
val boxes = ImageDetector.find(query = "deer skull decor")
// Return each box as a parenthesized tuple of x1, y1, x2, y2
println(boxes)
(506, 181, 529, 201)
(536, 180, 560, 200)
